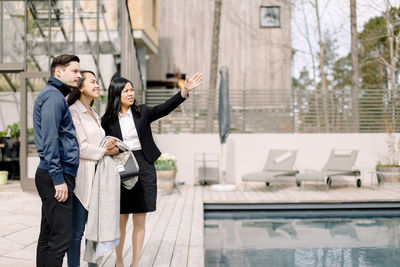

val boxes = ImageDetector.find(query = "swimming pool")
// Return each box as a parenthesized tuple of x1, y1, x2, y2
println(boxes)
(204, 202, 400, 267)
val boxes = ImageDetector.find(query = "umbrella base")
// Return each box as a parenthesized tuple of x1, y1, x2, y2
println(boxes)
(210, 184, 236, 191)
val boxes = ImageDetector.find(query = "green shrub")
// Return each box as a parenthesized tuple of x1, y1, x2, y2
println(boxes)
(154, 153, 177, 171)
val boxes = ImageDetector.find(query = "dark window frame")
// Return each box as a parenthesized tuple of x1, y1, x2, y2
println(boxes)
(259, 6, 281, 28)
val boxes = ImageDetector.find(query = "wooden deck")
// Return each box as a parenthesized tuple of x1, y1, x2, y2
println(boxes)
(99, 183, 400, 267)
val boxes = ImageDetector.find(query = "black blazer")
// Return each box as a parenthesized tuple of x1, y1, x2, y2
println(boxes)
(101, 91, 187, 163)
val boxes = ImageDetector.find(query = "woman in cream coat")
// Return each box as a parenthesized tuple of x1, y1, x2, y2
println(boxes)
(66, 70, 118, 267)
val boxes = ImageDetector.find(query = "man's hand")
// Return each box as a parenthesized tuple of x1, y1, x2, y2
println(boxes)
(54, 183, 68, 202)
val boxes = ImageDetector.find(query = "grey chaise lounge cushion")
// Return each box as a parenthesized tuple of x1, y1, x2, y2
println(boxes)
(242, 150, 298, 183)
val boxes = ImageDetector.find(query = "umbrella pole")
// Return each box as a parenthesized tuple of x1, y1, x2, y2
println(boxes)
(211, 142, 236, 191)
(221, 142, 226, 184)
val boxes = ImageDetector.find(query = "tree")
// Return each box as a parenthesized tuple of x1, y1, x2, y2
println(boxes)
(321, 32, 340, 131)
(293, 1, 400, 133)
(293, 1, 341, 133)
(332, 55, 352, 132)
(350, 0, 360, 132)
(383, 3, 400, 128)
(205, 0, 222, 133)
(314, 0, 330, 132)
(293, 29, 342, 132)
(293, 0, 321, 131)
(358, 6, 400, 132)
(292, 67, 315, 132)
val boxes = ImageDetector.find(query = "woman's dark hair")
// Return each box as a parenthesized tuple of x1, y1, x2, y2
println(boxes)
(67, 70, 96, 106)
(102, 77, 140, 124)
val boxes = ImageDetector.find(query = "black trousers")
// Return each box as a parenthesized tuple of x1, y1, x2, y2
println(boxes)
(35, 168, 75, 267)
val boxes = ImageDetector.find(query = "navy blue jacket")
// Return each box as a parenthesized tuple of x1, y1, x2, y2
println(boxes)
(33, 77, 79, 185)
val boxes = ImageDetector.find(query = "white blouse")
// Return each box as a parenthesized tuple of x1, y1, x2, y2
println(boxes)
(70, 100, 105, 210)
(118, 109, 142, 150)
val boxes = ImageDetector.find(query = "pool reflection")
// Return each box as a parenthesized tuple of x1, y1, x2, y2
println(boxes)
(205, 218, 400, 267)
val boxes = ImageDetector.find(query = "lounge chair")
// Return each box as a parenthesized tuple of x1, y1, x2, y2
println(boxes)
(242, 150, 299, 187)
(295, 149, 361, 189)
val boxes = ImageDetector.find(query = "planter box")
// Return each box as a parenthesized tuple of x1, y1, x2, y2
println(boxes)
(156, 170, 176, 193)
(0, 171, 8, 185)
(376, 166, 400, 184)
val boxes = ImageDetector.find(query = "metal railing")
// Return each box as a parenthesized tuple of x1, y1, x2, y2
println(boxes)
(293, 88, 400, 133)
(146, 88, 399, 134)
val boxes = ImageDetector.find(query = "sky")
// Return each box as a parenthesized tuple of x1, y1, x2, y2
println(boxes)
(291, 0, 400, 78)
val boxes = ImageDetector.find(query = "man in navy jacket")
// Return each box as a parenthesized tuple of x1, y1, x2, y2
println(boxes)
(33, 54, 82, 267)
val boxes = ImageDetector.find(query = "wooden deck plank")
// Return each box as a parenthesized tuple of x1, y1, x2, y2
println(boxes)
(153, 187, 188, 267)
(187, 186, 204, 267)
(139, 192, 179, 266)
(101, 190, 172, 267)
(170, 186, 195, 267)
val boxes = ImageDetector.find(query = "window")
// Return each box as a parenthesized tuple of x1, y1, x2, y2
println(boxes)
(259, 6, 280, 28)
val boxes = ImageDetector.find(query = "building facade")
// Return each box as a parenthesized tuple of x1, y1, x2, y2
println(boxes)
(0, 0, 158, 190)
(146, 0, 292, 133)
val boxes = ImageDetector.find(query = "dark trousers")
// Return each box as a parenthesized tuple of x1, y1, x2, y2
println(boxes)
(35, 168, 75, 267)
(67, 194, 98, 267)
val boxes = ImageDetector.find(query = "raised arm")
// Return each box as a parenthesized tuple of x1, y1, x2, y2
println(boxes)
(149, 72, 204, 122)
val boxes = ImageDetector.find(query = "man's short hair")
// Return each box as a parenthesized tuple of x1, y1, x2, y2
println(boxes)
(50, 54, 80, 76)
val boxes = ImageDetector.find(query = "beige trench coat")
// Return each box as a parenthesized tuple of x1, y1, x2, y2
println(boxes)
(70, 100, 105, 210)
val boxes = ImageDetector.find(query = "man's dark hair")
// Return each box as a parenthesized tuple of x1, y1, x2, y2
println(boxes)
(50, 54, 80, 76)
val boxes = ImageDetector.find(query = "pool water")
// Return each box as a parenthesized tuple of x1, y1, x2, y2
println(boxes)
(204, 217, 400, 267)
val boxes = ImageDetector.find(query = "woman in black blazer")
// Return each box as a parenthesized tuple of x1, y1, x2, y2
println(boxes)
(101, 73, 203, 267)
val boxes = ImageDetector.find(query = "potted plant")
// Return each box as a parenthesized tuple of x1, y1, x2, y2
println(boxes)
(0, 129, 7, 143)
(0, 170, 8, 185)
(0, 129, 8, 185)
(0, 122, 21, 159)
(7, 122, 20, 140)
(27, 128, 35, 144)
(155, 153, 177, 192)
(376, 121, 400, 183)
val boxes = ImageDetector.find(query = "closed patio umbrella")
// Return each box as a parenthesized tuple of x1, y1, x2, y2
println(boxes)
(211, 66, 236, 191)
(219, 65, 230, 145)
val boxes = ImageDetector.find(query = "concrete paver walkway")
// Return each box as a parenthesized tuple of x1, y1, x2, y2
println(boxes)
(0, 181, 40, 267)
